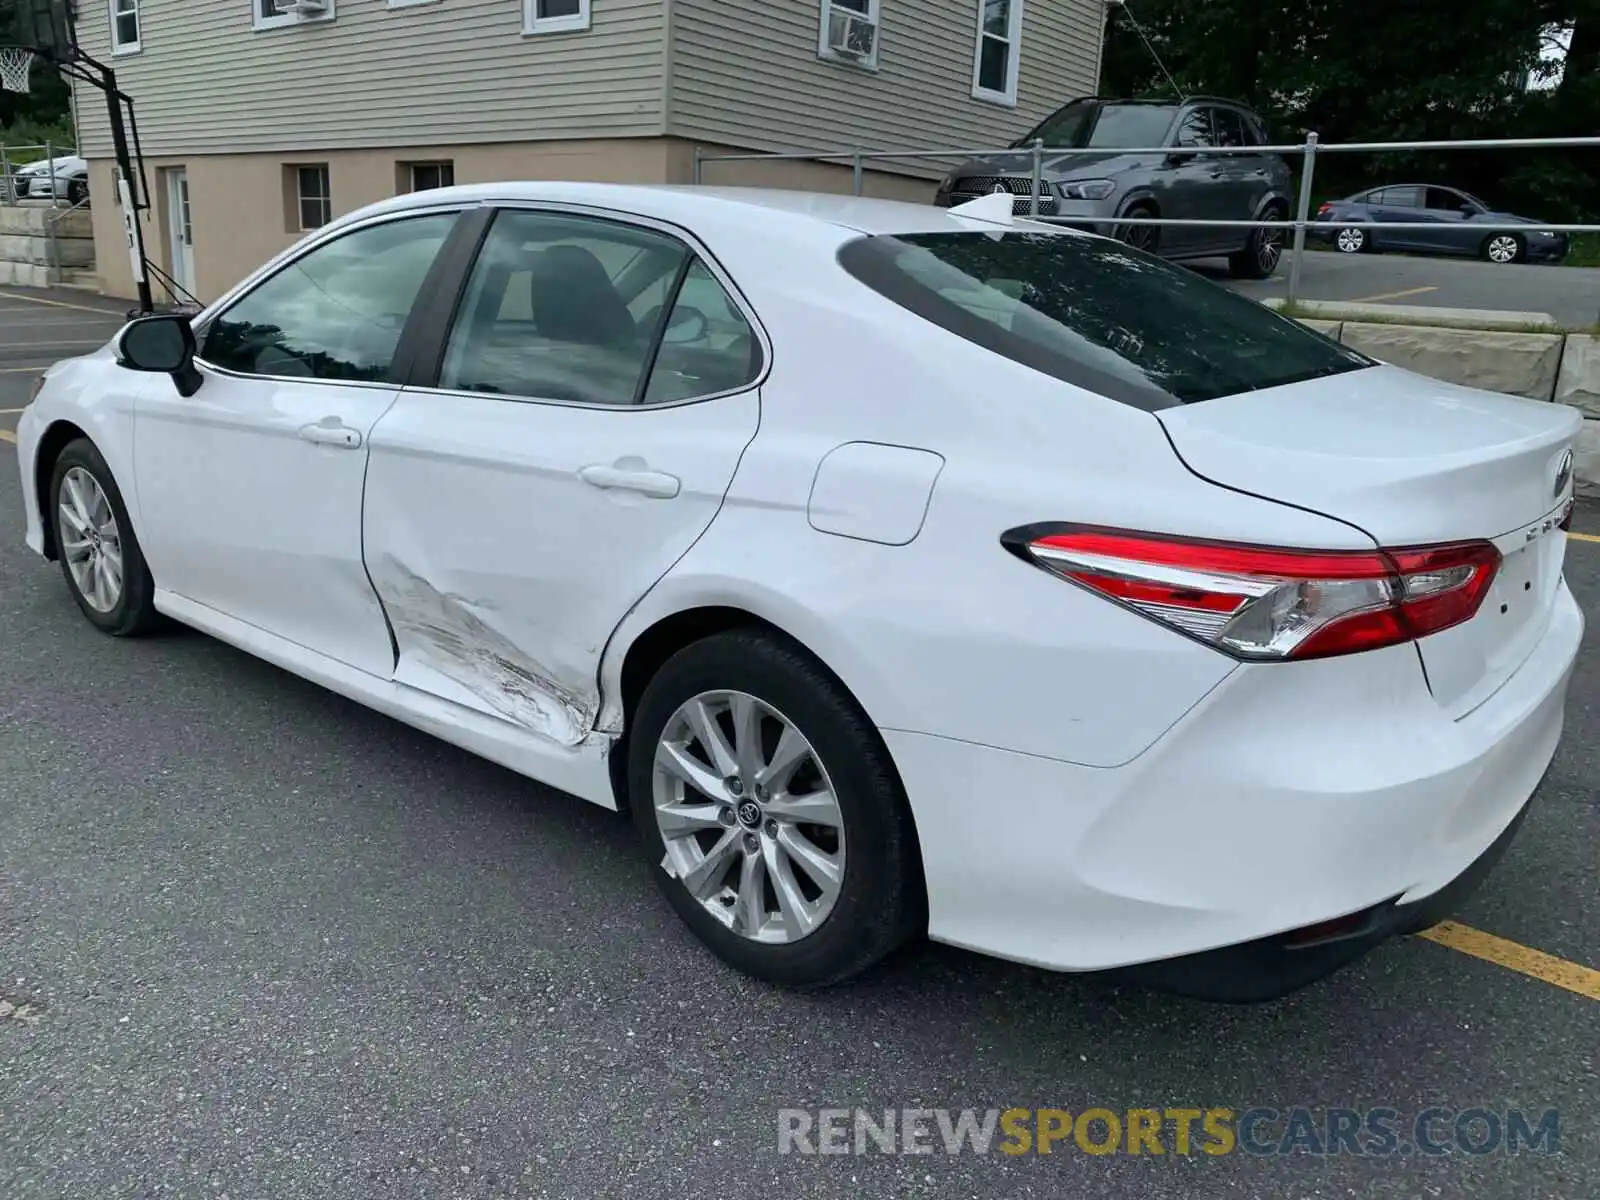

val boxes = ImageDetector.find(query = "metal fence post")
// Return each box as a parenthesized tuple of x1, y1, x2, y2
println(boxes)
(1287, 131, 1319, 304)
(0, 147, 10, 204)
(852, 150, 864, 196)
(43, 140, 55, 205)
(1029, 138, 1044, 217)
(691, 146, 702, 186)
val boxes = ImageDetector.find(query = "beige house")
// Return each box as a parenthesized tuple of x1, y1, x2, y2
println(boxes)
(71, 0, 1105, 302)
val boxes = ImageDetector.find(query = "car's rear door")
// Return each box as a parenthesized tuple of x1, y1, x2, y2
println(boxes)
(359, 205, 765, 744)
(1161, 106, 1229, 254)
(1368, 185, 1426, 248)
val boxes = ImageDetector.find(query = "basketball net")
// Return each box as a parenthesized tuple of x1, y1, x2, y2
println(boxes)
(0, 46, 34, 93)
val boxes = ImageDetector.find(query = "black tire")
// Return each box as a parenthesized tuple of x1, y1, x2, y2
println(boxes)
(1481, 233, 1525, 264)
(67, 178, 88, 206)
(628, 630, 923, 987)
(1227, 203, 1287, 279)
(1116, 202, 1161, 255)
(1333, 226, 1369, 254)
(48, 438, 161, 637)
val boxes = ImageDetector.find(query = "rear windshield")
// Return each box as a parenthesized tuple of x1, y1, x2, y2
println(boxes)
(836, 230, 1373, 409)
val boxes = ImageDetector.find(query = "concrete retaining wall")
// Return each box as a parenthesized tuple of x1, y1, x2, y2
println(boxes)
(1286, 313, 1600, 493)
(0, 204, 95, 284)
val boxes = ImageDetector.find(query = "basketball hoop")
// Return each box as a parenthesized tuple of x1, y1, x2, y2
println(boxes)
(0, 46, 34, 92)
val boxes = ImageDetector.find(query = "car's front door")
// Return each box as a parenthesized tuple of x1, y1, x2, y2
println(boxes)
(133, 208, 462, 678)
(360, 206, 764, 745)
(1417, 186, 1480, 254)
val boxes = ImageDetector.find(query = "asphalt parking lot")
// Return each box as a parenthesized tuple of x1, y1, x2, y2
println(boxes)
(0, 288, 1597, 1199)
(1214, 250, 1600, 328)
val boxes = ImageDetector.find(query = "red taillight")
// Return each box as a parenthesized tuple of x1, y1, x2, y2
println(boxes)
(1317, 202, 1333, 215)
(1006, 526, 1500, 661)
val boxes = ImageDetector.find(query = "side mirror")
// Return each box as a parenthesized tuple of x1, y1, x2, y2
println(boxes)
(116, 314, 203, 398)
(1459, 204, 1477, 217)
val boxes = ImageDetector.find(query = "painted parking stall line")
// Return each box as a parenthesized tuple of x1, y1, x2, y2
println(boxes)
(1419, 922, 1600, 1001)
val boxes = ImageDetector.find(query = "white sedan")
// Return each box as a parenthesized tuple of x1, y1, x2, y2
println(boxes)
(13, 183, 1583, 1001)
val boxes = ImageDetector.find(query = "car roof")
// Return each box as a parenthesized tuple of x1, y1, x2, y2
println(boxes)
(338, 181, 1086, 240)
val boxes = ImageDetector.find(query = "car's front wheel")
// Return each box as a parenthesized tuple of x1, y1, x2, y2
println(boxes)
(49, 438, 161, 636)
(1116, 202, 1161, 255)
(629, 629, 923, 987)
(1482, 233, 1525, 264)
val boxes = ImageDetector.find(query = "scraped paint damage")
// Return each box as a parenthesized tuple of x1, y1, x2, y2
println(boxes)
(376, 557, 598, 747)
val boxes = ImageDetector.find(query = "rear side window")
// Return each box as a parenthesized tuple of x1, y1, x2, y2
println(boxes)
(836, 231, 1373, 409)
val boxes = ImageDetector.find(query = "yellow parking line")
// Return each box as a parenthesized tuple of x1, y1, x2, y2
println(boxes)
(1418, 921, 1600, 1001)
(0, 367, 48, 374)
(1344, 285, 1439, 304)
(0, 407, 27, 413)
(0, 430, 16, 444)
(0, 290, 124, 316)
(1570, 531, 1600, 545)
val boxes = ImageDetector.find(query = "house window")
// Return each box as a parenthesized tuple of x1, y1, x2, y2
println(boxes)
(254, 0, 336, 31)
(971, 0, 1024, 106)
(108, 0, 141, 54)
(287, 164, 332, 232)
(523, 0, 590, 35)
(402, 161, 455, 192)
(817, 0, 880, 70)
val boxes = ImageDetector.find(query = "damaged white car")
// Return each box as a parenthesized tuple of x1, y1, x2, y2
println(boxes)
(14, 183, 1582, 1001)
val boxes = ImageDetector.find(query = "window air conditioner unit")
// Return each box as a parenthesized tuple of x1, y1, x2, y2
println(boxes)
(827, 9, 877, 58)
(279, 0, 328, 15)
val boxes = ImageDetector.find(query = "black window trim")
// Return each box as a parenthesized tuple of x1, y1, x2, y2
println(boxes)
(191, 202, 475, 390)
(397, 200, 773, 412)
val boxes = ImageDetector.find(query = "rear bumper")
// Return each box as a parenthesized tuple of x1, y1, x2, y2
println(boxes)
(886, 579, 1582, 997)
(1110, 778, 1538, 1001)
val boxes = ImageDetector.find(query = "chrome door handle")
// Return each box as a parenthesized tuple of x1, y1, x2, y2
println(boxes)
(298, 418, 362, 449)
(579, 463, 681, 499)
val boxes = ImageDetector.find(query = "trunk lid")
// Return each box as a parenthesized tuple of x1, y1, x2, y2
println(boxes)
(1157, 364, 1581, 713)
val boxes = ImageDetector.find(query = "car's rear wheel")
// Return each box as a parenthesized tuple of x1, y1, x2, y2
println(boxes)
(1116, 202, 1161, 255)
(49, 438, 160, 637)
(1228, 203, 1287, 279)
(628, 630, 922, 987)
(1482, 233, 1524, 264)
(67, 178, 87, 206)
(1334, 226, 1369, 254)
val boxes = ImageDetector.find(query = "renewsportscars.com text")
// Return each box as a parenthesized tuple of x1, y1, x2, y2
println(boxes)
(776, 1106, 1560, 1157)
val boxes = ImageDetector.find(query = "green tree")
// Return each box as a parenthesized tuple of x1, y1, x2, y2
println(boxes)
(1100, 0, 1598, 220)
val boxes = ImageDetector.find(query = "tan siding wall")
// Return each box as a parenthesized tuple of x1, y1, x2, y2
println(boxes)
(86, 138, 677, 300)
(72, 0, 666, 159)
(668, 0, 1102, 173)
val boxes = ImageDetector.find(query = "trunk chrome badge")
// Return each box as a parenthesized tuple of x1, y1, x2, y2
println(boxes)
(1554, 449, 1573, 498)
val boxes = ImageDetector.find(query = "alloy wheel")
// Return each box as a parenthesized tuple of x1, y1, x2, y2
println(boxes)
(652, 690, 845, 944)
(58, 466, 123, 613)
(1486, 235, 1520, 264)
(1257, 225, 1285, 273)
(1335, 228, 1365, 253)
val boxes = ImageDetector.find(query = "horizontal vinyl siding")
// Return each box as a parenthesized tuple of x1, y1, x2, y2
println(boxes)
(668, 0, 1102, 167)
(73, 0, 665, 158)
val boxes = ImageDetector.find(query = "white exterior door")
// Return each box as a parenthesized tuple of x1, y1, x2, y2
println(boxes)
(165, 169, 196, 295)
(361, 208, 766, 745)
(133, 209, 462, 677)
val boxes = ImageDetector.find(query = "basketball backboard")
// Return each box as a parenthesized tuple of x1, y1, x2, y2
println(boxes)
(0, 0, 77, 63)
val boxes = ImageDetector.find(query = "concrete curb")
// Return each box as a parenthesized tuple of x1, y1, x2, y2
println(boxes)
(1279, 308, 1600, 491)
(1265, 297, 1562, 333)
